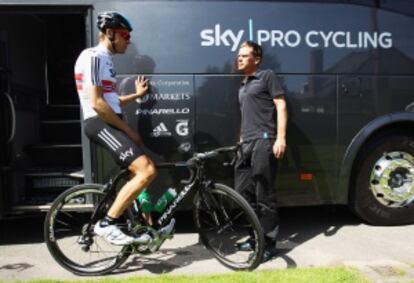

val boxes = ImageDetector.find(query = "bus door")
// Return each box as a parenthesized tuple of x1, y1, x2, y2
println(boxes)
(0, 30, 13, 217)
(0, 7, 89, 216)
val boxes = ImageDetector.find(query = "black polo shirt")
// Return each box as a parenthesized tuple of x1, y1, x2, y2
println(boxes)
(239, 69, 285, 142)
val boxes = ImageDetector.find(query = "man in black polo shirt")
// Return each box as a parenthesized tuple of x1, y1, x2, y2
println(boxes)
(235, 41, 288, 262)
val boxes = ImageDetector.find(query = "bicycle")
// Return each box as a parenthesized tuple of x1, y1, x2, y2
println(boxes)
(44, 146, 265, 275)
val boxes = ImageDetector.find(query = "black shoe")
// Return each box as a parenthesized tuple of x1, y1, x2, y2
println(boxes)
(262, 247, 278, 262)
(236, 238, 255, 251)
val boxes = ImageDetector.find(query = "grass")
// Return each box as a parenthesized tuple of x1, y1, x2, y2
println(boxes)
(391, 267, 407, 277)
(2, 267, 371, 283)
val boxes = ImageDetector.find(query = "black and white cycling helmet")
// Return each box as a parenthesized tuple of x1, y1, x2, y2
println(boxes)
(97, 11, 133, 32)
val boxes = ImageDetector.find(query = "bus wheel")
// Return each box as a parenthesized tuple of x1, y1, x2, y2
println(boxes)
(352, 133, 414, 225)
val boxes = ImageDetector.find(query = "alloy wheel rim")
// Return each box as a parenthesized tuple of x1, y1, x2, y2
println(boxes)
(369, 151, 414, 208)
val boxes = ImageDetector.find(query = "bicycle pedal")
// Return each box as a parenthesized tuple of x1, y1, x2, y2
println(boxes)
(133, 233, 151, 244)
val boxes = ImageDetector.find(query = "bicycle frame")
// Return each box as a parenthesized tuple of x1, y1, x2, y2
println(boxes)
(44, 145, 265, 274)
(154, 162, 207, 228)
(95, 145, 237, 231)
(96, 160, 208, 231)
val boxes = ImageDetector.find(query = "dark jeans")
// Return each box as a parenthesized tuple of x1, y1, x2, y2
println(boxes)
(234, 139, 279, 248)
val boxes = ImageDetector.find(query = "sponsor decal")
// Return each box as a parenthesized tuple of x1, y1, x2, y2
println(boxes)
(175, 119, 189, 136)
(120, 147, 134, 162)
(200, 19, 393, 51)
(136, 108, 190, 115)
(149, 80, 191, 87)
(136, 92, 191, 104)
(158, 184, 192, 226)
(151, 122, 172, 137)
(178, 142, 192, 153)
(201, 24, 244, 52)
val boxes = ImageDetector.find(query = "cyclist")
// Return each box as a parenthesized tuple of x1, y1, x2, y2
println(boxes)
(74, 11, 158, 245)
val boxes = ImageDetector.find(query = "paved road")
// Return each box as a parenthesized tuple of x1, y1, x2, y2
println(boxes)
(1, 207, 414, 282)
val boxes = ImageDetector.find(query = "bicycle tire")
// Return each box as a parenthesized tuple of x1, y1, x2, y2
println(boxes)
(193, 183, 265, 270)
(44, 184, 131, 275)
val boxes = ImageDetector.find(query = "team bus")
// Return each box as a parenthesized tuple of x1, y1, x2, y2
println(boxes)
(1, 0, 413, 225)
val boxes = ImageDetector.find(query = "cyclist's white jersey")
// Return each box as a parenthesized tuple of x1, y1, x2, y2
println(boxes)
(74, 43, 121, 120)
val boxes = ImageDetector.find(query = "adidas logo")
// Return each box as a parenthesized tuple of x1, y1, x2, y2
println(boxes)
(151, 122, 172, 137)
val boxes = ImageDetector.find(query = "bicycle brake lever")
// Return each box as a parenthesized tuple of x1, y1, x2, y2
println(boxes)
(223, 147, 238, 167)
(223, 155, 237, 167)
(181, 169, 194, 185)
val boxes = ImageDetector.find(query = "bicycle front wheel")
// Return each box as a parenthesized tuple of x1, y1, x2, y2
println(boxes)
(44, 184, 131, 276)
(193, 183, 264, 270)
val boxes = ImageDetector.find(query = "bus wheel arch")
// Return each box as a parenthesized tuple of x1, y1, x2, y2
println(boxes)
(348, 121, 414, 225)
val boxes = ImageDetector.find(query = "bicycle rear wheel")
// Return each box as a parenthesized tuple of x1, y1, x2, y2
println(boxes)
(193, 183, 264, 270)
(44, 184, 131, 275)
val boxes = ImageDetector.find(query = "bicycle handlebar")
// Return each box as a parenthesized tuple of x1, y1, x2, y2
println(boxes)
(155, 145, 238, 185)
(183, 145, 238, 184)
(188, 145, 238, 164)
(156, 145, 238, 169)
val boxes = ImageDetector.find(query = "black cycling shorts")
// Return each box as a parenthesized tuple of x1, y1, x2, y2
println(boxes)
(84, 116, 145, 168)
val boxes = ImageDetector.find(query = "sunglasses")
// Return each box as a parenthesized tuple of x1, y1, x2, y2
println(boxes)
(114, 29, 131, 41)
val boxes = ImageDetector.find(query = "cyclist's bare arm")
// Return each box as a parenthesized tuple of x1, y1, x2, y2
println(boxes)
(119, 76, 149, 106)
(89, 85, 142, 146)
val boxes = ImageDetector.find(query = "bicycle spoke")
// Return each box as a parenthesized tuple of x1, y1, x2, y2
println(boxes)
(45, 185, 130, 275)
(55, 218, 82, 232)
(60, 210, 87, 226)
(194, 183, 264, 270)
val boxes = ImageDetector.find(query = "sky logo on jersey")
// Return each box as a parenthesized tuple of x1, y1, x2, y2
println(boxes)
(200, 19, 393, 51)
(109, 68, 116, 78)
(120, 147, 134, 162)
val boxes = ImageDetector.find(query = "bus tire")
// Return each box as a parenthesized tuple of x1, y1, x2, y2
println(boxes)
(351, 132, 414, 225)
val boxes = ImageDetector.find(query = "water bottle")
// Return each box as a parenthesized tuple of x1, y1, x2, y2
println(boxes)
(137, 189, 152, 213)
(153, 188, 177, 213)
